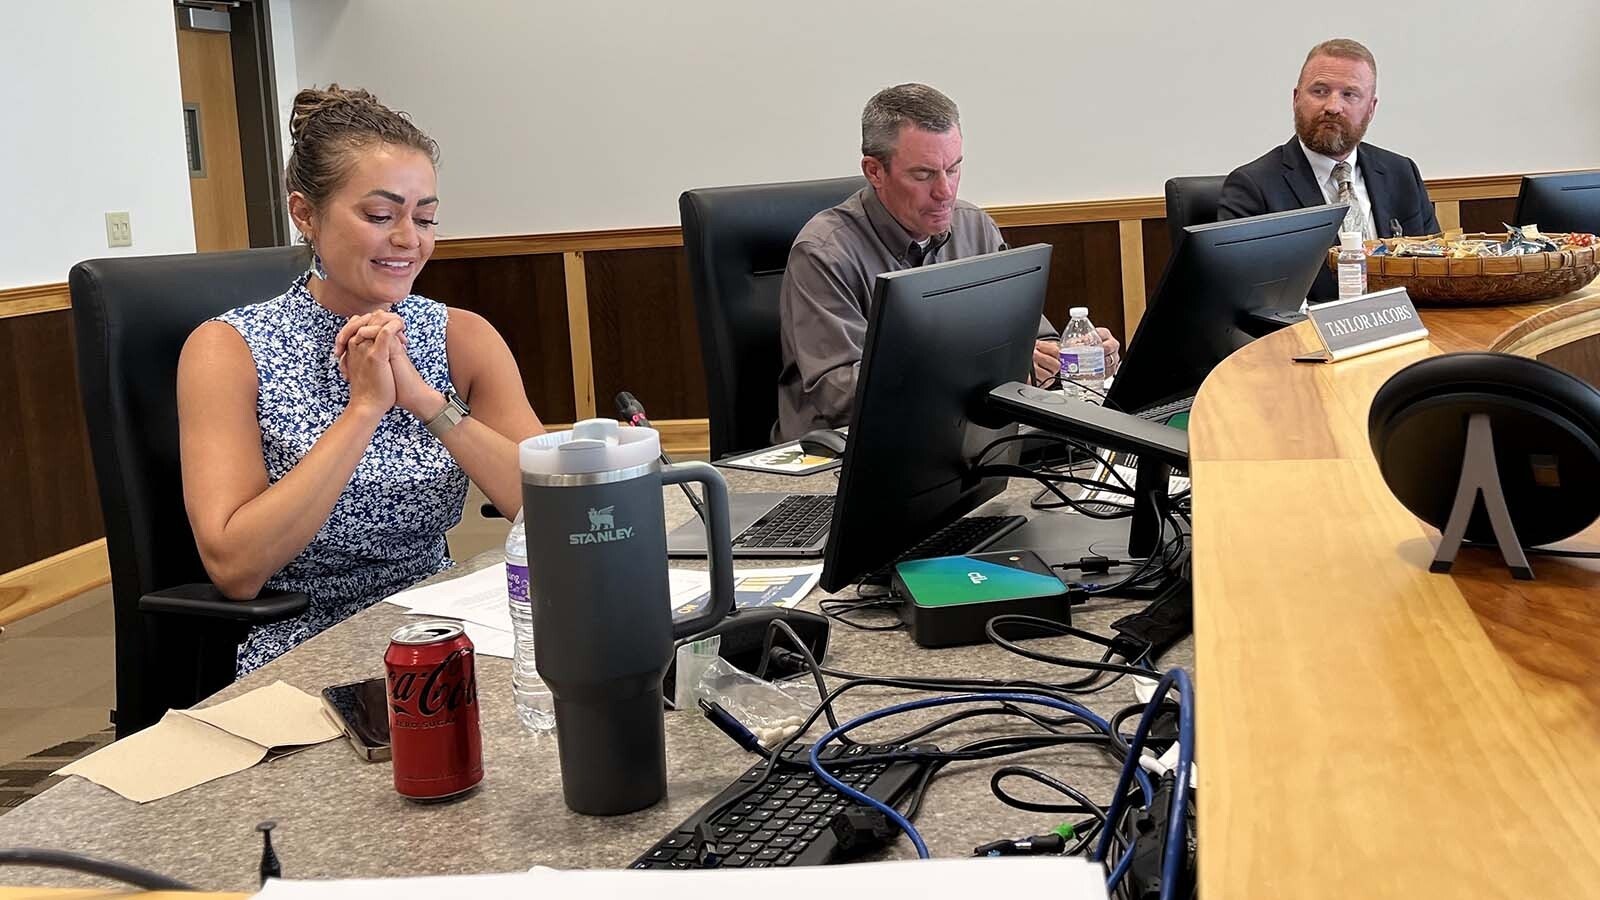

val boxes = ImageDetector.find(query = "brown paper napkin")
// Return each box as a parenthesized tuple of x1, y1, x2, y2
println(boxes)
(57, 680, 341, 803)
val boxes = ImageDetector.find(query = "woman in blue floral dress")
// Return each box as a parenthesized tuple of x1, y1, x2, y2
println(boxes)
(177, 86, 544, 674)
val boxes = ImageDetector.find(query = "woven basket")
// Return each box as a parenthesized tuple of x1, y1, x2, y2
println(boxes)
(1326, 233, 1600, 306)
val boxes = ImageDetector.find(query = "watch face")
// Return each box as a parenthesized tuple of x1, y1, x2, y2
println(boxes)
(449, 392, 470, 416)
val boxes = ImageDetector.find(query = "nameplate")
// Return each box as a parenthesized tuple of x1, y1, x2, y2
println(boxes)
(1293, 287, 1428, 363)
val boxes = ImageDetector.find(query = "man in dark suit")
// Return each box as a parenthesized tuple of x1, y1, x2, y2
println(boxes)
(1219, 38, 1440, 300)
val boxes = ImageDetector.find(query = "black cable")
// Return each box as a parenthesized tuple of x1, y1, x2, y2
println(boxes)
(972, 464, 1136, 520)
(793, 640, 1147, 697)
(753, 618, 853, 742)
(0, 849, 194, 891)
(991, 766, 1116, 823)
(1109, 700, 1180, 757)
(985, 616, 1163, 681)
(973, 431, 1094, 470)
(1079, 528, 1189, 598)
(819, 595, 904, 632)
(687, 655, 1178, 864)
(899, 728, 1132, 822)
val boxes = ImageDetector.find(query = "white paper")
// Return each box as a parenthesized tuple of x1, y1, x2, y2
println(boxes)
(254, 857, 1107, 899)
(668, 568, 712, 607)
(388, 562, 824, 639)
(393, 563, 514, 632)
(463, 622, 514, 659)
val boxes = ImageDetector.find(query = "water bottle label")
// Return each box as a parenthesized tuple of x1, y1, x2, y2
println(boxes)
(506, 562, 530, 606)
(1059, 347, 1105, 378)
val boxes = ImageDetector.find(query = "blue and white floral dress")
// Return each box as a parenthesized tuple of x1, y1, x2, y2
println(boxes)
(215, 273, 468, 675)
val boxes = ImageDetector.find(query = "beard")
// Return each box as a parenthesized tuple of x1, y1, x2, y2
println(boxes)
(1296, 108, 1370, 157)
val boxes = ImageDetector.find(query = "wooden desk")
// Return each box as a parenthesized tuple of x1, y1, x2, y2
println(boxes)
(1190, 289, 1600, 897)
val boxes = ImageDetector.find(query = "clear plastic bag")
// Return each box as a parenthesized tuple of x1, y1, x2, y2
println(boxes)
(674, 636, 819, 748)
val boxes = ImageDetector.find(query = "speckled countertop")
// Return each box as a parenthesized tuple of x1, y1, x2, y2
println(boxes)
(0, 471, 1193, 891)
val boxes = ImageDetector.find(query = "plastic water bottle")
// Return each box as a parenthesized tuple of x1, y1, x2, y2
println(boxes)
(1058, 307, 1106, 403)
(1337, 231, 1368, 301)
(505, 512, 555, 732)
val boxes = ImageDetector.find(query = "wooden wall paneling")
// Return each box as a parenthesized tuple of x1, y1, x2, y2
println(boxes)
(1435, 200, 1462, 232)
(0, 311, 104, 574)
(0, 539, 109, 626)
(409, 254, 577, 424)
(0, 283, 71, 320)
(1118, 220, 1147, 335)
(563, 252, 597, 420)
(998, 222, 1126, 342)
(1141, 218, 1173, 305)
(1460, 197, 1520, 234)
(583, 247, 708, 421)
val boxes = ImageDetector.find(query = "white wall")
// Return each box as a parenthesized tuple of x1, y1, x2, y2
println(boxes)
(269, 0, 300, 195)
(286, 0, 1600, 240)
(0, 1, 195, 290)
(268, 0, 301, 242)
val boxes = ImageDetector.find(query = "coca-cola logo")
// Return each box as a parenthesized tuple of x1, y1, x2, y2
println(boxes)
(389, 648, 478, 718)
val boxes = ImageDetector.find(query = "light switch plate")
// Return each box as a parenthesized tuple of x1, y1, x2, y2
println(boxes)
(105, 211, 132, 248)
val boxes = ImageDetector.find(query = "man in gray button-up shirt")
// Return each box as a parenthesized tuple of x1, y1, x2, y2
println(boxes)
(776, 83, 1119, 440)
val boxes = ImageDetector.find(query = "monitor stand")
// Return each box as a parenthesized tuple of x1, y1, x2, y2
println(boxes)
(991, 456, 1185, 597)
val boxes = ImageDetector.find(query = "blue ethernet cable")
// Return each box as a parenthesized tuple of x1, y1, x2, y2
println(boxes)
(1093, 668, 1195, 900)
(805, 692, 1157, 861)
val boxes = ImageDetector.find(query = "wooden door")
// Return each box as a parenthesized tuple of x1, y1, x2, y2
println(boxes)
(177, 27, 249, 252)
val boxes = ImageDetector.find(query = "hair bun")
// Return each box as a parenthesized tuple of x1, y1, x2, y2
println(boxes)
(288, 84, 381, 146)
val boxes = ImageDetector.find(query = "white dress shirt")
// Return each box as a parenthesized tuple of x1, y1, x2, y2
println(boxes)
(1300, 140, 1374, 236)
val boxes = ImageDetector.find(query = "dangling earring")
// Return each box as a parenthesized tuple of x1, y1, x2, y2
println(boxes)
(309, 245, 328, 281)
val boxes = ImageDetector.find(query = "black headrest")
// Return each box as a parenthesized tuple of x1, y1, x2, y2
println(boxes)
(1164, 175, 1227, 249)
(679, 176, 866, 458)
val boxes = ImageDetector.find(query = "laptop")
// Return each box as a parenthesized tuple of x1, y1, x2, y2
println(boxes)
(666, 492, 834, 559)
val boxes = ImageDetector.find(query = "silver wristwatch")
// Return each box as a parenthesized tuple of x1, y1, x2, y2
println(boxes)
(423, 391, 470, 438)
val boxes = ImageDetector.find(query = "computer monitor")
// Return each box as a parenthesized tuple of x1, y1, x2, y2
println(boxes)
(1106, 203, 1348, 414)
(818, 244, 1051, 593)
(1514, 171, 1600, 235)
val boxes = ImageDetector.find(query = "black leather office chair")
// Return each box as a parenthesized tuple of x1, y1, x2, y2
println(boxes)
(1164, 175, 1228, 248)
(679, 176, 866, 459)
(71, 247, 312, 738)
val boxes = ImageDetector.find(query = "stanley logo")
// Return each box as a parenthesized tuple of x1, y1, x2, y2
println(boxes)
(571, 505, 634, 545)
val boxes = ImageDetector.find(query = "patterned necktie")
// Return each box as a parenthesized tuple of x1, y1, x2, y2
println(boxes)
(1331, 161, 1372, 239)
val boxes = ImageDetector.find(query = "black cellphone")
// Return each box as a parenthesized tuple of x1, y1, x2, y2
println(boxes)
(320, 677, 391, 761)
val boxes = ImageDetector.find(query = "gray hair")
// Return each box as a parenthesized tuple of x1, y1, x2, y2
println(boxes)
(861, 83, 961, 165)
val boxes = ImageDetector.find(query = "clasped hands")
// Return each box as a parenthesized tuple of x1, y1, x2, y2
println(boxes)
(333, 311, 444, 420)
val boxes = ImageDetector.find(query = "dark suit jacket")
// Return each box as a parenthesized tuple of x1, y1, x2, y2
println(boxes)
(1218, 136, 1441, 300)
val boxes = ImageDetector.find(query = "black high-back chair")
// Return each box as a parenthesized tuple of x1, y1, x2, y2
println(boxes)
(71, 247, 312, 737)
(679, 176, 866, 459)
(1164, 175, 1228, 248)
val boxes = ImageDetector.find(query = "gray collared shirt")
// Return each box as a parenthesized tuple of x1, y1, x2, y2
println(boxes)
(776, 186, 1056, 440)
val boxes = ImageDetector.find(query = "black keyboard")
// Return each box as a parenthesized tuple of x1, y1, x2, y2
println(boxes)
(1133, 395, 1194, 423)
(732, 494, 835, 550)
(861, 514, 1026, 585)
(630, 742, 934, 869)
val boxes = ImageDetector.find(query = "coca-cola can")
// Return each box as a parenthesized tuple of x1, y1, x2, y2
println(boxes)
(385, 620, 483, 801)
